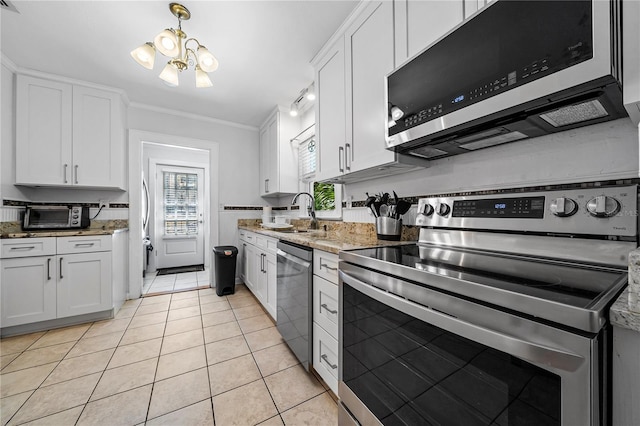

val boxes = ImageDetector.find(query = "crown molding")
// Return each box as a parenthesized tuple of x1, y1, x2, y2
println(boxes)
(129, 102, 259, 131)
(1, 52, 18, 72)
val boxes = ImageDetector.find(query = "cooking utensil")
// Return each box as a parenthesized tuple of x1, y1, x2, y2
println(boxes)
(393, 191, 399, 206)
(365, 195, 378, 217)
(379, 204, 389, 217)
(396, 200, 411, 217)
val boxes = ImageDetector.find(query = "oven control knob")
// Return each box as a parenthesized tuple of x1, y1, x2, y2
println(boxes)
(586, 195, 621, 218)
(550, 197, 578, 217)
(437, 202, 451, 216)
(420, 203, 434, 217)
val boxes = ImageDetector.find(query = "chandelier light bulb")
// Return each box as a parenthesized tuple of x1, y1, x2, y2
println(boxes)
(154, 29, 180, 57)
(197, 46, 219, 72)
(159, 62, 180, 86)
(195, 65, 213, 88)
(130, 42, 156, 70)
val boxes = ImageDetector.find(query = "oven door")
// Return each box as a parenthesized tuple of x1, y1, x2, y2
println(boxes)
(338, 263, 604, 426)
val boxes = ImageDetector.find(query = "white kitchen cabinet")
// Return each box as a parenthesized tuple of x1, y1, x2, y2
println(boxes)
(1, 235, 115, 331)
(345, 0, 396, 174)
(313, 1, 427, 183)
(311, 249, 339, 394)
(15, 74, 125, 190)
(259, 106, 299, 197)
(239, 230, 277, 319)
(395, 0, 464, 64)
(1, 255, 57, 327)
(464, 0, 494, 20)
(315, 38, 347, 182)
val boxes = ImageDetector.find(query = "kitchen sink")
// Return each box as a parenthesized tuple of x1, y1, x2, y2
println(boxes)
(278, 229, 311, 233)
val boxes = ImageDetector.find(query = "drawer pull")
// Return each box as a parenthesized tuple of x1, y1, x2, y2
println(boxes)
(74, 243, 95, 247)
(320, 263, 337, 271)
(321, 354, 337, 370)
(47, 258, 51, 280)
(321, 303, 338, 315)
(10, 246, 35, 251)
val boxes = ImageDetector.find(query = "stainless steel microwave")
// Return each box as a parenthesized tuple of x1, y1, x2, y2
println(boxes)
(386, 0, 629, 160)
(23, 205, 90, 230)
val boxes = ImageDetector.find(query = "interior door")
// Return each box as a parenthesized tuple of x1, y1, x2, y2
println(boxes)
(155, 165, 205, 269)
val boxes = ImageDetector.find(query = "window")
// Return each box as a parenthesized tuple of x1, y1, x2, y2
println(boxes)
(163, 171, 199, 235)
(298, 136, 316, 181)
(311, 181, 342, 219)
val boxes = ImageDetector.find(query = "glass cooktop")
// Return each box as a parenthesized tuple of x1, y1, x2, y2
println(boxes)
(342, 243, 627, 312)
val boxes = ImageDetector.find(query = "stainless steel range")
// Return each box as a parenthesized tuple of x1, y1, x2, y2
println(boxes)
(338, 185, 637, 426)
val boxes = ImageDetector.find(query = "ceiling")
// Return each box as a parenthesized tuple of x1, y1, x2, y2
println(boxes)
(1, 0, 358, 128)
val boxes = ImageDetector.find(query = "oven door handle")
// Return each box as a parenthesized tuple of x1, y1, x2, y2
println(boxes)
(340, 270, 586, 372)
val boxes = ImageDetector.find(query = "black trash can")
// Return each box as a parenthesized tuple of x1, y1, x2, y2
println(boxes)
(212, 246, 238, 296)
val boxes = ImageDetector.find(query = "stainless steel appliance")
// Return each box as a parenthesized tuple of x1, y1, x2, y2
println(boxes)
(338, 185, 637, 425)
(23, 205, 90, 230)
(277, 240, 313, 370)
(385, 0, 630, 160)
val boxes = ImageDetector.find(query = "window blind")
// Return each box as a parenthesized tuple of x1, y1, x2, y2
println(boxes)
(298, 136, 316, 181)
(163, 171, 198, 235)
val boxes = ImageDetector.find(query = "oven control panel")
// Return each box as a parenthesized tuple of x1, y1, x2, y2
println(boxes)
(415, 185, 638, 237)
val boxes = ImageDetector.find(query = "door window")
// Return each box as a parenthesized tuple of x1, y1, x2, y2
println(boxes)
(163, 171, 199, 236)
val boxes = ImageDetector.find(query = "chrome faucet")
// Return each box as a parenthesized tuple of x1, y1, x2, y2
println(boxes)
(291, 192, 319, 230)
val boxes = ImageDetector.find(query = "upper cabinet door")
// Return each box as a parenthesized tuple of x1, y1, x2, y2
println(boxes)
(16, 75, 73, 186)
(397, 0, 464, 63)
(315, 39, 347, 182)
(259, 125, 271, 196)
(72, 86, 124, 189)
(345, 0, 396, 173)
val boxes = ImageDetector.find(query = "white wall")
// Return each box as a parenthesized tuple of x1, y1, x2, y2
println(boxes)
(344, 118, 640, 222)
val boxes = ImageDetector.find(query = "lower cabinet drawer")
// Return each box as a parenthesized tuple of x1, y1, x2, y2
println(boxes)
(1, 238, 56, 258)
(313, 275, 338, 338)
(57, 235, 112, 254)
(313, 322, 338, 395)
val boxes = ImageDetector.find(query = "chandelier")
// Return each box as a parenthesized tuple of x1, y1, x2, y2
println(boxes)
(130, 3, 218, 88)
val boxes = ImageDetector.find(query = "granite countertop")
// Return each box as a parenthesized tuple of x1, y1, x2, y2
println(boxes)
(0, 220, 129, 239)
(610, 289, 640, 333)
(238, 225, 414, 254)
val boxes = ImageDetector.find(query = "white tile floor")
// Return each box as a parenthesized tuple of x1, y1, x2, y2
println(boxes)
(0, 286, 338, 426)
(143, 268, 210, 295)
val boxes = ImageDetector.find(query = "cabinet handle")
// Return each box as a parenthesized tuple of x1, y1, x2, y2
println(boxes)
(10, 246, 35, 251)
(320, 263, 337, 271)
(64, 164, 69, 184)
(265, 179, 270, 193)
(321, 303, 338, 315)
(74, 165, 79, 184)
(345, 143, 351, 171)
(59, 257, 64, 279)
(321, 354, 337, 369)
(261, 253, 265, 272)
(47, 258, 51, 280)
(74, 243, 95, 247)
(338, 147, 344, 172)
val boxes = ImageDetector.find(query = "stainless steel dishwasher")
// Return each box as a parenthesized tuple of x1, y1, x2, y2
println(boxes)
(276, 240, 313, 371)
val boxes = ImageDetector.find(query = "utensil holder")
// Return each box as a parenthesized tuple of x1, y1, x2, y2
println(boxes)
(376, 217, 402, 241)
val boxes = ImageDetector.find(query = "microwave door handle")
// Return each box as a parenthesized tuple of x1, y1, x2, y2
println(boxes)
(339, 270, 585, 372)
